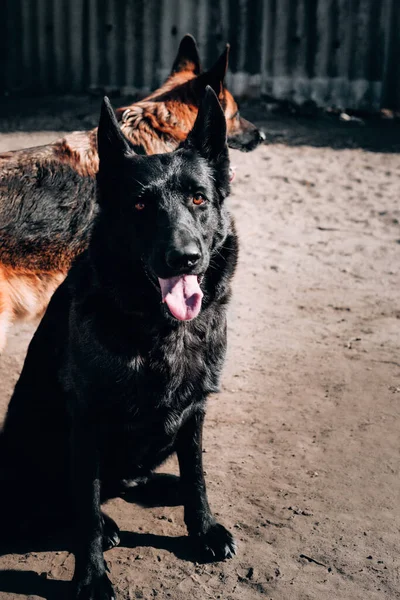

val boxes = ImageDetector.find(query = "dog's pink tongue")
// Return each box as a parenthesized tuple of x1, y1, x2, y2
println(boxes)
(158, 275, 203, 321)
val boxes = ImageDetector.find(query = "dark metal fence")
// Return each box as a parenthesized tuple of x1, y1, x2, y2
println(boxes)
(1, 0, 399, 109)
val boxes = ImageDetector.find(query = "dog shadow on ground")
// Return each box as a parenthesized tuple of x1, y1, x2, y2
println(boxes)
(0, 474, 205, 599)
(0, 570, 70, 599)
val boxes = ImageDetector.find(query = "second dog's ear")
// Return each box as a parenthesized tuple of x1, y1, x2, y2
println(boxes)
(184, 86, 227, 162)
(97, 96, 132, 166)
(171, 34, 201, 75)
(207, 44, 229, 89)
(194, 44, 229, 99)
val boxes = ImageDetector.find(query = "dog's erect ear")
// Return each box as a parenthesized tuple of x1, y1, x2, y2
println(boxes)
(171, 34, 201, 75)
(208, 44, 229, 85)
(97, 96, 132, 165)
(194, 44, 229, 98)
(184, 86, 227, 161)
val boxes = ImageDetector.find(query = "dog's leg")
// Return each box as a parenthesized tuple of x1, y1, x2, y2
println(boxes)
(71, 426, 115, 600)
(176, 409, 237, 560)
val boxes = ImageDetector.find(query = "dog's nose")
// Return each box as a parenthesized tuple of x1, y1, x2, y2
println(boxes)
(258, 129, 266, 142)
(166, 244, 201, 271)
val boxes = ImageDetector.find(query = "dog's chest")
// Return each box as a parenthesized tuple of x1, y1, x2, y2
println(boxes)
(126, 332, 212, 412)
(97, 325, 219, 442)
(128, 321, 220, 395)
(100, 345, 206, 477)
(76, 307, 226, 479)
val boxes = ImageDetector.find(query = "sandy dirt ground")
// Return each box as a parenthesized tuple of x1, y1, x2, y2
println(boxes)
(0, 102, 399, 600)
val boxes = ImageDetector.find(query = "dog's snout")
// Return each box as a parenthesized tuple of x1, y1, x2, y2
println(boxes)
(166, 243, 201, 271)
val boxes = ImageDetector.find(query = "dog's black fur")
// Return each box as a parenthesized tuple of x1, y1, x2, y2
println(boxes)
(0, 87, 238, 600)
(0, 163, 97, 270)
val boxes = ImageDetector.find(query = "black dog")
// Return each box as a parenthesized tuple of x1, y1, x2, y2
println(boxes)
(0, 87, 238, 599)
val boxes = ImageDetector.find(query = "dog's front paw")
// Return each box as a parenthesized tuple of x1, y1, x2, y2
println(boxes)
(102, 512, 120, 551)
(75, 574, 115, 600)
(195, 522, 237, 561)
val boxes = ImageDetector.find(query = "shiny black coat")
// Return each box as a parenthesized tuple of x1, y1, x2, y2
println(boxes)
(0, 89, 238, 600)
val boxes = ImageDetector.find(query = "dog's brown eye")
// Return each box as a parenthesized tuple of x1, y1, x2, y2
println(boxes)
(193, 193, 205, 206)
(135, 202, 145, 211)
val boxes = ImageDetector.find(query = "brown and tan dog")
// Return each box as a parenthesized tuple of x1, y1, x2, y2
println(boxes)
(0, 35, 264, 351)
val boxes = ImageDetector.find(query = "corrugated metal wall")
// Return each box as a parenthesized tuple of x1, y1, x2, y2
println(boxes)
(1, 0, 399, 110)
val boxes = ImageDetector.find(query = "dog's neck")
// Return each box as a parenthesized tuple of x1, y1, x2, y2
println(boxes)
(120, 101, 197, 155)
